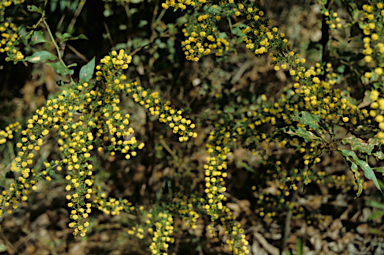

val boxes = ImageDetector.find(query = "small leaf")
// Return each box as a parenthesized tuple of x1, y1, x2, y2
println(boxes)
(373, 151, 384, 160)
(60, 0, 67, 11)
(296, 237, 303, 255)
(366, 200, 384, 210)
(285, 127, 321, 143)
(292, 111, 321, 131)
(340, 148, 381, 192)
(367, 228, 384, 235)
(58, 32, 72, 45)
(341, 137, 379, 155)
(50, 1, 58, 12)
(0, 243, 7, 252)
(57, 33, 87, 45)
(48, 62, 74, 75)
(338, 148, 358, 160)
(138, 20, 148, 28)
(337, 65, 345, 73)
(349, 160, 363, 197)
(25, 51, 57, 63)
(27, 5, 43, 13)
(368, 210, 384, 220)
(69, 34, 88, 41)
(30, 31, 47, 45)
(354, 157, 381, 192)
(79, 57, 95, 82)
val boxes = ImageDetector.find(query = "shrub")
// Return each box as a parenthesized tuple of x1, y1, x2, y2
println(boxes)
(0, 0, 383, 254)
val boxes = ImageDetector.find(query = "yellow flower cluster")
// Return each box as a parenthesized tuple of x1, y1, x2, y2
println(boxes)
(324, 11, 342, 29)
(148, 211, 174, 255)
(370, 91, 384, 143)
(162, 0, 196, 10)
(181, 24, 230, 61)
(0, 122, 21, 144)
(95, 49, 197, 142)
(0, 21, 24, 61)
(225, 228, 249, 255)
(127, 225, 145, 240)
(0, 108, 63, 217)
(0, 0, 25, 20)
(3, 0, 382, 253)
(96, 49, 132, 79)
(169, 196, 200, 229)
(203, 134, 229, 220)
(0, 48, 199, 240)
(252, 165, 358, 223)
(93, 193, 128, 215)
(0, 0, 25, 60)
(362, 2, 384, 141)
(362, 3, 384, 65)
(159, 3, 382, 252)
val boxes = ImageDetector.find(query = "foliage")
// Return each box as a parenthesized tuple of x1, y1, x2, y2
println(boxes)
(1, 0, 384, 254)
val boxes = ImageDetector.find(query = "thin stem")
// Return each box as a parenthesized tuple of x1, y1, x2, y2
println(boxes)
(68, 0, 86, 33)
(281, 183, 300, 251)
(159, 138, 178, 161)
(42, 19, 75, 85)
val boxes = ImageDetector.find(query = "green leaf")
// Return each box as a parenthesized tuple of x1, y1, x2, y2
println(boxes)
(292, 111, 321, 131)
(366, 200, 384, 210)
(138, 20, 148, 28)
(296, 237, 303, 255)
(30, 31, 47, 45)
(337, 65, 345, 73)
(339, 149, 381, 192)
(27, 5, 43, 13)
(0, 243, 7, 252)
(48, 62, 74, 75)
(341, 137, 379, 155)
(338, 148, 358, 160)
(57, 32, 71, 45)
(25, 51, 57, 63)
(368, 210, 384, 220)
(354, 157, 381, 192)
(368, 228, 384, 235)
(379, 179, 384, 190)
(57, 33, 88, 45)
(68, 34, 88, 41)
(50, 0, 57, 12)
(60, 1, 67, 11)
(285, 127, 321, 143)
(349, 160, 363, 197)
(376, 166, 384, 174)
(373, 151, 384, 160)
(79, 57, 95, 82)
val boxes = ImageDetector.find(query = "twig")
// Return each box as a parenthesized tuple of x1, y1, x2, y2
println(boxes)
(68, 0, 86, 33)
(281, 183, 301, 251)
(158, 138, 178, 161)
(231, 60, 252, 84)
(42, 19, 75, 85)
(103, 22, 114, 47)
(254, 231, 280, 255)
(67, 44, 89, 62)
(0, 226, 18, 255)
